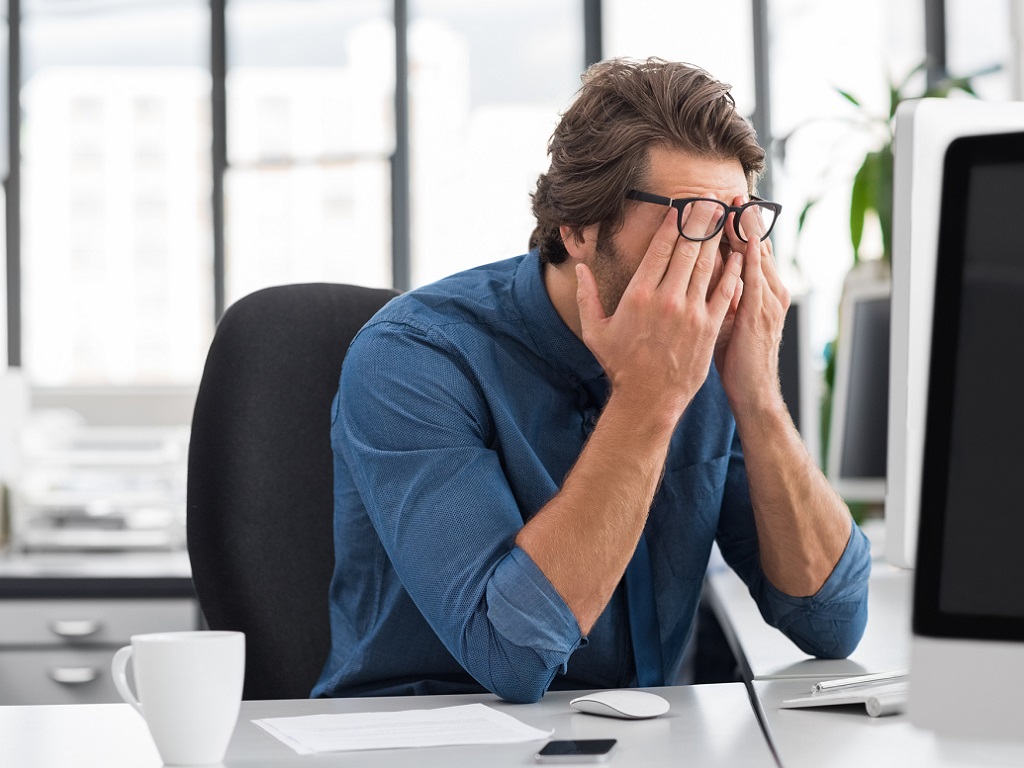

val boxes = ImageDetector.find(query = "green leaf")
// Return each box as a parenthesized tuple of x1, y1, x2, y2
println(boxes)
(849, 159, 871, 262)
(797, 198, 818, 234)
(835, 88, 862, 108)
(924, 75, 981, 100)
(875, 146, 895, 261)
(888, 82, 902, 120)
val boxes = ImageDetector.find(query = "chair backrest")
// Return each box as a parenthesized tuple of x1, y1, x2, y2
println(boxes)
(187, 282, 397, 700)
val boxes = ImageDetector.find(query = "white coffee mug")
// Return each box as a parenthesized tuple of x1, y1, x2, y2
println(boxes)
(111, 630, 245, 766)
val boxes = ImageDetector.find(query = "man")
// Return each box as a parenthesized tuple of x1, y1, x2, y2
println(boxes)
(313, 57, 871, 704)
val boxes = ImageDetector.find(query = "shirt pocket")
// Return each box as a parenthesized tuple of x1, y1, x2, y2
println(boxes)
(649, 454, 730, 580)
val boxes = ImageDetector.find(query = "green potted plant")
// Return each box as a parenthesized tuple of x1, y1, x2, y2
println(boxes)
(779, 61, 985, 513)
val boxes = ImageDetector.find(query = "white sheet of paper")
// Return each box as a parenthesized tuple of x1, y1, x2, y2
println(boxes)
(253, 703, 554, 754)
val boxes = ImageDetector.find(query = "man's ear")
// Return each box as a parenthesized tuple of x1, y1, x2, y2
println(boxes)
(559, 223, 599, 262)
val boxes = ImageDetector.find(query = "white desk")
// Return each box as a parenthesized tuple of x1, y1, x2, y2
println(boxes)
(706, 557, 912, 680)
(753, 678, 1024, 768)
(3, 684, 777, 768)
(707, 534, 1024, 768)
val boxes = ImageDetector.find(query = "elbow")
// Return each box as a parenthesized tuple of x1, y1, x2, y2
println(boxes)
(484, 656, 559, 704)
(827, 635, 863, 660)
(476, 644, 562, 704)
(830, 604, 869, 659)
(806, 600, 869, 660)
(485, 667, 553, 704)
(492, 685, 546, 705)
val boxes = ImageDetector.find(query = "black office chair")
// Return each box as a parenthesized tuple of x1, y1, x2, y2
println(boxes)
(186, 282, 398, 700)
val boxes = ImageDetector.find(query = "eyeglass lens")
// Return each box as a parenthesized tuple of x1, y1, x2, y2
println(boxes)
(678, 200, 726, 241)
(736, 203, 777, 242)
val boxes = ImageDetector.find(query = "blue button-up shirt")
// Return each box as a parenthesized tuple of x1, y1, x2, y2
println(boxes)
(312, 250, 871, 704)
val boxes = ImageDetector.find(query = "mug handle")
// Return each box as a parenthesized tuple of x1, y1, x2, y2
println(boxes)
(111, 645, 144, 716)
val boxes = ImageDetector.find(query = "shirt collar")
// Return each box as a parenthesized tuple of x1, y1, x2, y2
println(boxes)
(512, 250, 605, 387)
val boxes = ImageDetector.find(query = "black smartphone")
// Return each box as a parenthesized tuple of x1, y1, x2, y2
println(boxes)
(535, 739, 617, 763)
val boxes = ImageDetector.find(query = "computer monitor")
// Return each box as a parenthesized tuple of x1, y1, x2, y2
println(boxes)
(885, 99, 1024, 569)
(909, 129, 1024, 741)
(778, 291, 820, 467)
(826, 277, 890, 503)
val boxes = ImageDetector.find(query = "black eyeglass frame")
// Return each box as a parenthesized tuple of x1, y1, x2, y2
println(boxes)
(624, 190, 782, 243)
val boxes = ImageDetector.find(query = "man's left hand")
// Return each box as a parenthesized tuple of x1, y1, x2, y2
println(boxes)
(713, 195, 790, 415)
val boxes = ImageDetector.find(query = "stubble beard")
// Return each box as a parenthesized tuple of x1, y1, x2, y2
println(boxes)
(590, 234, 637, 318)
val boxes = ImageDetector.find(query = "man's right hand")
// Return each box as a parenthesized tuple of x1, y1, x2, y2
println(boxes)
(575, 204, 744, 422)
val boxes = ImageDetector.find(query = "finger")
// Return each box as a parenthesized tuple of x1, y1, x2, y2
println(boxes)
(739, 235, 763, 307)
(723, 209, 745, 254)
(709, 250, 744, 321)
(575, 263, 607, 332)
(758, 236, 788, 302)
(708, 242, 727, 300)
(660, 199, 723, 295)
(629, 208, 686, 291)
(729, 262, 743, 313)
(685, 229, 725, 302)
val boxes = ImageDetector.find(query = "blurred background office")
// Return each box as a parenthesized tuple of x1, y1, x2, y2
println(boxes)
(0, 0, 1014, 389)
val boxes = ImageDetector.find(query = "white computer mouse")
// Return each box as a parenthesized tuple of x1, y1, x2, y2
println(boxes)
(569, 689, 671, 719)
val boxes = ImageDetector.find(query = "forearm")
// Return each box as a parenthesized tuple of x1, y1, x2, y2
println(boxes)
(515, 390, 679, 634)
(733, 396, 852, 597)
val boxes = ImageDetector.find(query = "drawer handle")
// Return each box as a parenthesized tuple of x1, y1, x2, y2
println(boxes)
(49, 667, 100, 685)
(50, 619, 102, 638)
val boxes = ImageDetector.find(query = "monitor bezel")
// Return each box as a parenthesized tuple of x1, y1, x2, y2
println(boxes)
(826, 277, 890, 503)
(913, 130, 1024, 640)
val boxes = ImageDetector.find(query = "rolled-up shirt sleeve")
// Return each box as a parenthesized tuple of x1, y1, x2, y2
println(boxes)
(336, 320, 583, 703)
(487, 547, 585, 665)
(716, 433, 873, 659)
(747, 525, 871, 658)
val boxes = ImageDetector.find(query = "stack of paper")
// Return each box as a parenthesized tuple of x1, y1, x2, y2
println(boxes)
(253, 703, 554, 754)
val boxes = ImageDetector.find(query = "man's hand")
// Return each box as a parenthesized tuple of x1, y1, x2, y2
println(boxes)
(713, 196, 790, 416)
(575, 204, 743, 419)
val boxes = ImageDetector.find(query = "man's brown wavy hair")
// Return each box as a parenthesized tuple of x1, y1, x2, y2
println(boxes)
(529, 57, 766, 265)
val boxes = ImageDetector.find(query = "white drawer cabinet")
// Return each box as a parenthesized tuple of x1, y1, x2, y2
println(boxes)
(0, 598, 199, 705)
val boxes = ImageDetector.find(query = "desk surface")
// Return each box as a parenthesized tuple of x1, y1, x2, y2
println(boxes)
(754, 678, 1024, 768)
(3, 684, 777, 768)
(706, 557, 912, 680)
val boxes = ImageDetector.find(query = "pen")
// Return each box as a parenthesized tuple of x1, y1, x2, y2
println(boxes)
(812, 670, 909, 693)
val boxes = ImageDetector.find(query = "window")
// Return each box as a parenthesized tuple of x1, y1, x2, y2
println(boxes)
(21, 0, 211, 386)
(225, 0, 393, 306)
(947, 0, 1013, 100)
(407, 0, 584, 286)
(5, 1, 1022, 411)
(603, 0, 755, 117)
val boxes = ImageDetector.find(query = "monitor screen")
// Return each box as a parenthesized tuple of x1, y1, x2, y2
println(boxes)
(914, 131, 1024, 641)
(827, 279, 890, 503)
(778, 303, 803, 436)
